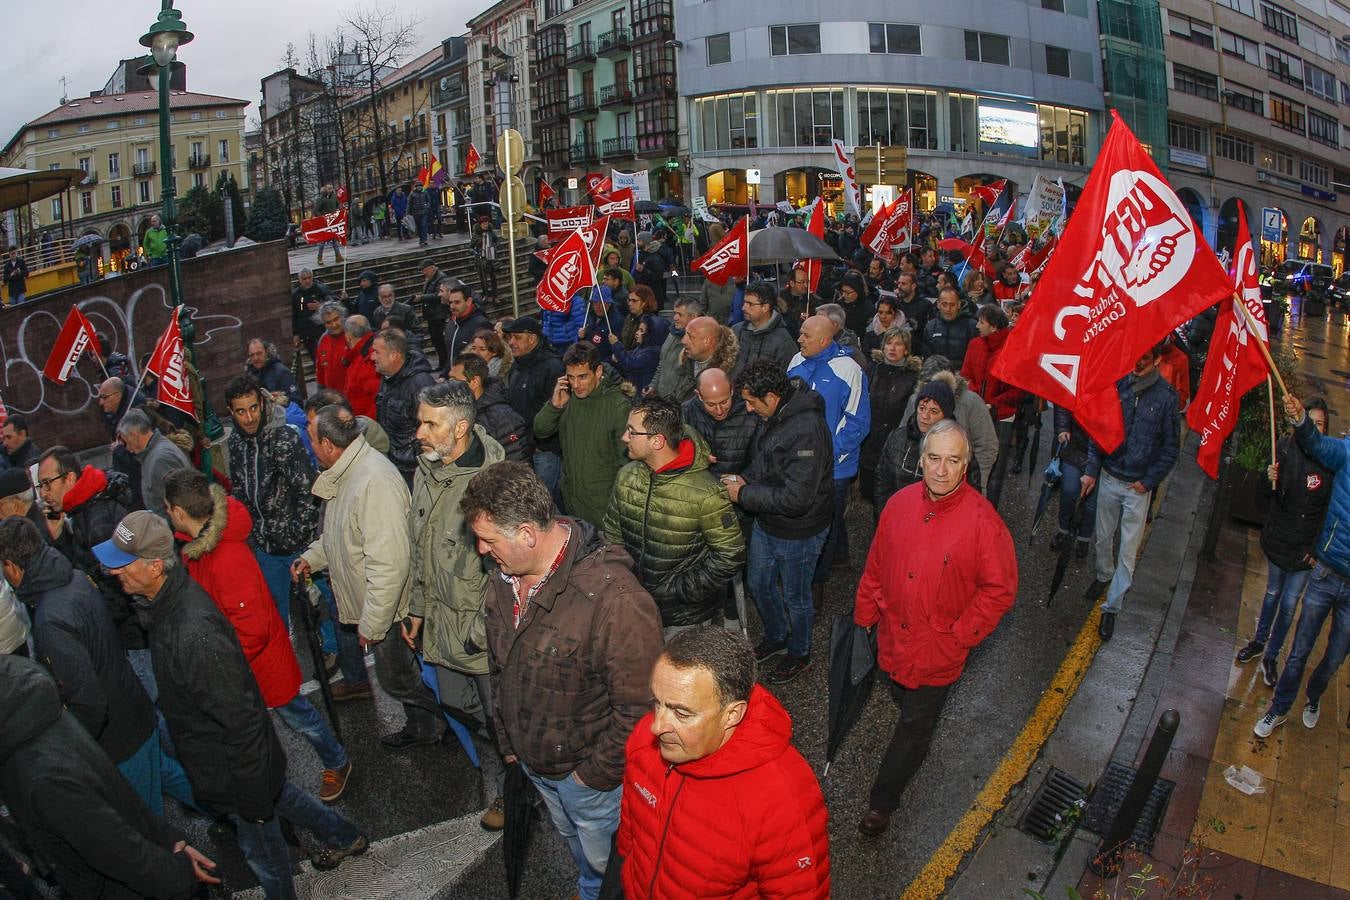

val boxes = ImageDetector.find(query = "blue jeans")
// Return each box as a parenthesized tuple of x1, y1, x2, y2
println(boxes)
(273, 694, 347, 770)
(232, 779, 361, 900)
(521, 763, 621, 900)
(1094, 472, 1150, 613)
(1270, 562, 1350, 715)
(1255, 559, 1310, 662)
(115, 730, 198, 817)
(748, 521, 829, 657)
(812, 478, 852, 585)
(254, 549, 338, 655)
(325, 584, 369, 686)
(533, 450, 564, 511)
(1058, 460, 1098, 539)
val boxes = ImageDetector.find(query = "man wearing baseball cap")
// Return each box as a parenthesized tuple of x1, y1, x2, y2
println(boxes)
(96, 512, 368, 894)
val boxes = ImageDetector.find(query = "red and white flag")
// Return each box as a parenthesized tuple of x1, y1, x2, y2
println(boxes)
(579, 214, 612, 269)
(971, 179, 1007, 209)
(584, 173, 611, 197)
(1010, 233, 1058, 276)
(691, 216, 750, 286)
(1187, 204, 1270, 478)
(991, 110, 1236, 452)
(802, 201, 826, 294)
(300, 208, 348, 246)
(465, 143, 481, 175)
(538, 179, 555, 205)
(537, 229, 598, 313)
(546, 205, 594, 237)
(146, 312, 196, 420)
(593, 188, 635, 221)
(860, 197, 898, 259)
(42, 306, 102, 384)
(830, 140, 863, 218)
(889, 189, 913, 250)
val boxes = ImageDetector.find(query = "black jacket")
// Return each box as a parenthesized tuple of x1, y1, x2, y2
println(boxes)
(895, 295, 932, 353)
(19, 545, 155, 764)
(291, 279, 335, 341)
(875, 414, 981, 513)
(228, 402, 321, 555)
(506, 341, 564, 452)
(442, 305, 493, 374)
(2, 438, 39, 470)
(0, 656, 195, 900)
(682, 395, 763, 477)
(372, 300, 419, 333)
(733, 313, 798, 377)
(737, 379, 834, 539)
(859, 357, 921, 496)
(246, 357, 303, 407)
(477, 377, 532, 462)
(419, 268, 456, 325)
(1053, 404, 1092, 471)
(134, 564, 287, 820)
(54, 466, 142, 648)
(1261, 435, 1334, 571)
(352, 269, 381, 319)
(377, 352, 438, 477)
(923, 310, 979, 369)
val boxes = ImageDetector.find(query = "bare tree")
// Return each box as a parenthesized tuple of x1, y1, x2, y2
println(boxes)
(343, 3, 421, 201)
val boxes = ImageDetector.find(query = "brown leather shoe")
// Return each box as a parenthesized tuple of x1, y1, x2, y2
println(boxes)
(858, 808, 891, 837)
(330, 679, 373, 702)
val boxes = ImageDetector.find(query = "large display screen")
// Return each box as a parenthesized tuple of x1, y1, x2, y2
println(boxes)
(978, 100, 1039, 157)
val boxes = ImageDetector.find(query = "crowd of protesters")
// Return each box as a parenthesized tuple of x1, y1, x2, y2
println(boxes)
(1, 188, 1345, 900)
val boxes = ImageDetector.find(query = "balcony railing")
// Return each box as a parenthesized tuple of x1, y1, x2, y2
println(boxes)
(566, 40, 596, 65)
(599, 82, 633, 107)
(598, 28, 631, 54)
(133, 161, 156, 177)
(601, 136, 635, 158)
(568, 92, 598, 115)
(188, 154, 211, 169)
(634, 74, 676, 99)
(79, 171, 98, 186)
(568, 142, 599, 164)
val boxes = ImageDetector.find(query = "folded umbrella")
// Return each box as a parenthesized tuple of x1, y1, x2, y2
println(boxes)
(1030, 450, 1063, 536)
(291, 579, 342, 744)
(1047, 496, 1084, 606)
(824, 614, 878, 776)
(502, 761, 537, 899)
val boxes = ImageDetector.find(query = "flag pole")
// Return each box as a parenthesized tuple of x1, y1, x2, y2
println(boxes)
(1266, 375, 1278, 487)
(1233, 294, 1289, 396)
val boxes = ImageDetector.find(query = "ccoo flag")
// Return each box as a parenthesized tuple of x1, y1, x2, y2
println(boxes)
(991, 110, 1236, 453)
(1186, 203, 1271, 478)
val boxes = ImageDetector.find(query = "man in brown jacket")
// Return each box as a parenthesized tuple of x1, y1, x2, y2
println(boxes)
(461, 461, 662, 900)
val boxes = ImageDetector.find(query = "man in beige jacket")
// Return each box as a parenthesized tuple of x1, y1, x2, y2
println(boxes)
(291, 404, 444, 751)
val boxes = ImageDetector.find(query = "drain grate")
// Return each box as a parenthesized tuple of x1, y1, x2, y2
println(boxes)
(1018, 768, 1089, 843)
(1079, 761, 1175, 852)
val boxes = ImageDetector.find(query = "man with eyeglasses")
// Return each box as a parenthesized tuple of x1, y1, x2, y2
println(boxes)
(603, 398, 744, 638)
(732, 282, 798, 377)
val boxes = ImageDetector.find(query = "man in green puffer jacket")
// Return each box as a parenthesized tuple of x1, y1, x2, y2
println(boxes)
(533, 343, 631, 530)
(603, 398, 744, 634)
(400, 381, 508, 831)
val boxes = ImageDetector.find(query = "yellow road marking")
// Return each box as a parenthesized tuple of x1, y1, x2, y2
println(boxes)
(901, 611, 1103, 899)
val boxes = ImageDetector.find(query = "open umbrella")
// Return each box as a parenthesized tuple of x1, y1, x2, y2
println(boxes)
(1047, 496, 1084, 605)
(291, 580, 342, 744)
(71, 233, 104, 251)
(634, 199, 663, 214)
(1030, 450, 1063, 536)
(502, 761, 537, 898)
(658, 202, 692, 217)
(748, 226, 840, 264)
(824, 614, 878, 776)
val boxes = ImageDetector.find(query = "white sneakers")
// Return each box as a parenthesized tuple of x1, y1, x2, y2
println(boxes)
(1302, 701, 1321, 729)
(1254, 701, 1320, 738)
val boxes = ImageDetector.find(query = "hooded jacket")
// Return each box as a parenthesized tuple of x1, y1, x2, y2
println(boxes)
(533, 375, 631, 529)
(903, 364, 999, 491)
(737, 379, 835, 540)
(246, 356, 303, 407)
(650, 327, 695, 403)
(476, 377, 532, 462)
(961, 328, 1024, 420)
(178, 486, 303, 708)
(611, 316, 666, 393)
(442, 304, 493, 374)
(617, 685, 830, 900)
(922, 308, 979, 369)
(542, 293, 588, 348)
(339, 331, 381, 418)
(352, 269, 381, 319)
(732, 312, 797, 377)
(55, 466, 141, 647)
(788, 342, 872, 479)
(603, 432, 746, 626)
(0, 656, 195, 900)
(300, 434, 413, 640)
(485, 519, 663, 790)
(505, 339, 564, 452)
(409, 426, 505, 675)
(856, 480, 1017, 688)
(682, 395, 763, 477)
(1291, 415, 1350, 577)
(134, 563, 288, 820)
(1261, 434, 1333, 572)
(228, 400, 321, 556)
(19, 544, 155, 764)
(377, 351, 438, 477)
(291, 278, 334, 342)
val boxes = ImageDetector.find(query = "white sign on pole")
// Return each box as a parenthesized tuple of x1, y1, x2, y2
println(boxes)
(745, 168, 761, 185)
(567, 177, 579, 190)
(610, 169, 651, 201)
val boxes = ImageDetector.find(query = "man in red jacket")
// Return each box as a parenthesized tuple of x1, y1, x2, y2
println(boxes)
(314, 302, 349, 392)
(163, 469, 353, 804)
(616, 626, 829, 898)
(855, 418, 1017, 836)
(339, 315, 380, 419)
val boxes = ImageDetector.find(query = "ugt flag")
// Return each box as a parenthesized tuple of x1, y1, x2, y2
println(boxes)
(301, 209, 348, 246)
(691, 216, 749, 286)
(991, 110, 1235, 452)
(146, 311, 197, 420)
(536, 229, 598, 313)
(1186, 203, 1270, 478)
(42, 306, 102, 384)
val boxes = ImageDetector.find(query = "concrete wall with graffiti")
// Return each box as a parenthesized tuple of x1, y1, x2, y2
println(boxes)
(2, 241, 292, 451)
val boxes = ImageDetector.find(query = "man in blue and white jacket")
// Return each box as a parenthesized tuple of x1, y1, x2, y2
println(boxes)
(789, 314, 871, 605)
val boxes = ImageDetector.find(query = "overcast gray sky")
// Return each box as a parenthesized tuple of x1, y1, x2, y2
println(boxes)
(0, 1, 484, 136)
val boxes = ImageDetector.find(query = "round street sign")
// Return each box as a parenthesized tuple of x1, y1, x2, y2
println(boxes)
(505, 175, 527, 220)
(497, 128, 525, 175)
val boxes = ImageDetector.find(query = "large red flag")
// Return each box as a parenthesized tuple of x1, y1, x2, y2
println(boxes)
(1187, 205, 1270, 478)
(145, 312, 197, 420)
(593, 188, 635, 221)
(889, 189, 913, 250)
(803, 201, 826, 293)
(584, 173, 611, 197)
(537, 229, 598, 313)
(300, 209, 348, 245)
(42, 306, 102, 384)
(579, 214, 612, 269)
(691, 216, 750, 286)
(860, 197, 898, 259)
(465, 143, 481, 175)
(546, 205, 594, 238)
(538, 179, 556, 205)
(991, 110, 1235, 452)
(971, 179, 1007, 209)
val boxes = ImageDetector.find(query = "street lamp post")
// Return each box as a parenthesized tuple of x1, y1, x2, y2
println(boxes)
(141, 1, 223, 446)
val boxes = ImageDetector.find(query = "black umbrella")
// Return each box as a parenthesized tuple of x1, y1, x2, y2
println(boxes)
(502, 761, 537, 899)
(1030, 450, 1063, 536)
(658, 202, 692, 217)
(634, 199, 663, 214)
(824, 614, 878, 776)
(1023, 400, 1044, 484)
(291, 579, 342, 744)
(748, 226, 840, 264)
(1047, 497, 1084, 606)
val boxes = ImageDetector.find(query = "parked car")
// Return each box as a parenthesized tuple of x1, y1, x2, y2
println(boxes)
(1329, 272, 1350, 309)
(1275, 258, 1333, 298)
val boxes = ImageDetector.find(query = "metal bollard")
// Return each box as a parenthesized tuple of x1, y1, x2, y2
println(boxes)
(1090, 709, 1181, 876)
